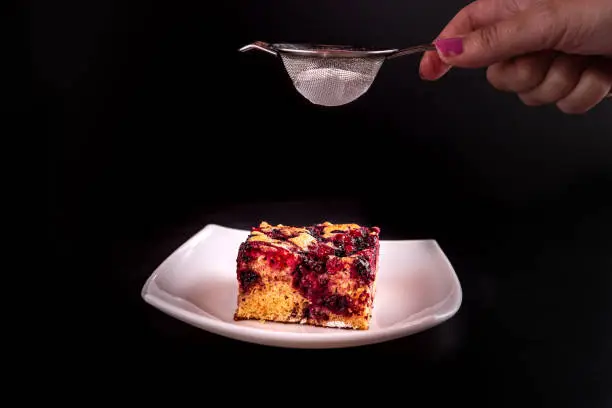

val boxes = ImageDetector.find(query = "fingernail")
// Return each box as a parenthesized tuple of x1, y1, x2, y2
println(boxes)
(434, 37, 464, 57)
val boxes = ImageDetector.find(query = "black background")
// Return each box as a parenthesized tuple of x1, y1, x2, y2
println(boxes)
(44, 0, 611, 405)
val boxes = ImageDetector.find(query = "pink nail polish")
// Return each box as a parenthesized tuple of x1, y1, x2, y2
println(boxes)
(434, 38, 464, 57)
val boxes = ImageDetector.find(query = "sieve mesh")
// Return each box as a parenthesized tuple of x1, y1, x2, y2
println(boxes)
(279, 53, 386, 107)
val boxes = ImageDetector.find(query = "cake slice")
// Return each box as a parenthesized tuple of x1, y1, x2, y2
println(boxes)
(234, 221, 381, 330)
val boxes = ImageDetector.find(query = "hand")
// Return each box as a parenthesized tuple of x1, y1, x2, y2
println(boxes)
(419, 0, 612, 114)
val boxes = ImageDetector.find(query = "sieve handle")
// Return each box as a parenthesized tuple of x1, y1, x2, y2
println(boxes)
(387, 44, 437, 60)
(239, 41, 278, 56)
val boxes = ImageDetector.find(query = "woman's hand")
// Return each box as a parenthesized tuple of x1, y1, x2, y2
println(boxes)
(419, 0, 612, 114)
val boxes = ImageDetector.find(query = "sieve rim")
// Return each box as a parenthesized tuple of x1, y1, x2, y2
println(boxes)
(272, 43, 398, 58)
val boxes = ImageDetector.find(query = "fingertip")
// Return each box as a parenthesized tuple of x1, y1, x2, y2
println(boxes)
(419, 53, 434, 80)
(420, 51, 451, 81)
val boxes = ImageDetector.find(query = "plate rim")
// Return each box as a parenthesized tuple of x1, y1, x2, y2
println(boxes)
(141, 223, 463, 347)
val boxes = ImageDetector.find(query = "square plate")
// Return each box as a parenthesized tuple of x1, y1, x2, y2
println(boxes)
(141, 224, 462, 349)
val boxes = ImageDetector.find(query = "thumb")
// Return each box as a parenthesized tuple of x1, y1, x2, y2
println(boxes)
(435, 5, 567, 68)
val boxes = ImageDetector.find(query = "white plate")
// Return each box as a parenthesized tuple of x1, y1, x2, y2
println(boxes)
(141, 224, 462, 349)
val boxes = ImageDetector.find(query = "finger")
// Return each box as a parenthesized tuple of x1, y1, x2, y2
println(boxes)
(419, 53, 451, 81)
(519, 54, 588, 106)
(420, 0, 510, 80)
(419, 50, 447, 81)
(556, 60, 612, 114)
(486, 51, 555, 93)
(435, 3, 567, 68)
